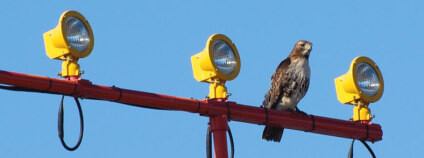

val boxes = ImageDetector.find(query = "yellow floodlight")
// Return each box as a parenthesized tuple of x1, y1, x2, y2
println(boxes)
(43, 10, 94, 78)
(335, 56, 384, 122)
(191, 34, 241, 99)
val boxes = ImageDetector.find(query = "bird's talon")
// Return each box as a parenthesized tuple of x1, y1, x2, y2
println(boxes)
(295, 107, 308, 115)
(297, 110, 308, 116)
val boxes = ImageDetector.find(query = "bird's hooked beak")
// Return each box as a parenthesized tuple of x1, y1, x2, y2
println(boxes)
(302, 43, 312, 57)
(305, 43, 312, 51)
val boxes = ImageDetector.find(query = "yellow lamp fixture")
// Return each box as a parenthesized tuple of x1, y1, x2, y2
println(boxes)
(43, 10, 94, 78)
(335, 56, 384, 123)
(191, 34, 241, 99)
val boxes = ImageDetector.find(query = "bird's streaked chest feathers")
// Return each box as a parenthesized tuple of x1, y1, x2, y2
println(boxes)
(276, 58, 310, 110)
(289, 58, 310, 78)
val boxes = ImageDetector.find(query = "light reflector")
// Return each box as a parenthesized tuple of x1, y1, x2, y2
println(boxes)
(213, 40, 237, 74)
(66, 17, 90, 52)
(356, 63, 380, 96)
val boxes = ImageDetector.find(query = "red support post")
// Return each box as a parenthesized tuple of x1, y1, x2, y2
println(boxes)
(210, 115, 229, 158)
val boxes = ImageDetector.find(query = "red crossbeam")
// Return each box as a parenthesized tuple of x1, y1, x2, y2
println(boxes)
(0, 70, 382, 142)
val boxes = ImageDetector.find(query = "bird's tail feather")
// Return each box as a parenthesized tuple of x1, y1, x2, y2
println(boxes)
(262, 126, 284, 142)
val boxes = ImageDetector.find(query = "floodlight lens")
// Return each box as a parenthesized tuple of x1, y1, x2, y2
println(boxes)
(65, 17, 90, 52)
(356, 63, 380, 96)
(212, 40, 237, 74)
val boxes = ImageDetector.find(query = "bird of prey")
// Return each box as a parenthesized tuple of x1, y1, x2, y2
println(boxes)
(262, 40, 312, 142)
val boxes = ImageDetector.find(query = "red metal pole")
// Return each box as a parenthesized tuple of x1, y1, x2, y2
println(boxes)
(0, 70, 383, 142)
(210, 115, 229, 158)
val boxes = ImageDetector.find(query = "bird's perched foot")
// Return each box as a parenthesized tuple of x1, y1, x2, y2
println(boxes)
(295, 107, 308, 115)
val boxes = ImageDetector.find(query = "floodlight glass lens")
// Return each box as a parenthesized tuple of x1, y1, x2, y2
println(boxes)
(65, 17, 90, 51)
(356, 63, 380, 96)
(212, 40, 237, 74)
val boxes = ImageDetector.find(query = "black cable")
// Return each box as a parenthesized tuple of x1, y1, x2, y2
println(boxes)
(0, 85, 62, 95)
(58, 95, 84, 151)
(206, 123, 235, 158)
(46, 78, 52, 91)
(228, 126, 235, 158)
(113, 86, 122, 102)
(206, 123, 212, 158)
(264, 108, 269, 125)
(360, 140, 376, 158)
(70, 83, 78, 96)
(348, 139, 354, 158)
(365, 124, 369, 141)
(195, 100, 201, 113)
(348, 139, 376, 158)
(226, 102, 231, 121)
(309, 115, 315, 132)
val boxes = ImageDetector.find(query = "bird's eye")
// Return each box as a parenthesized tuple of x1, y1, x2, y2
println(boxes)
(300, 43, 305, 47)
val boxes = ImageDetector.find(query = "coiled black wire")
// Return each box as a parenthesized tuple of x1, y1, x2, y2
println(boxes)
(348, 139, 376, 158)
(58, 95, 84, 151)
(206, 123, 234, 158)
(0, 84, 170, 151)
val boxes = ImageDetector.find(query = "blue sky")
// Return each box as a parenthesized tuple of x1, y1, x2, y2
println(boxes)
(1, 0, 423, 157)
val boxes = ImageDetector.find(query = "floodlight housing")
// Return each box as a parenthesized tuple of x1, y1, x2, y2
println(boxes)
(43, 10, 94, 78)
(191, 34, 241, 99)
(43, 10, 94, 60)
(335, 56, 384, 105)
(191, 34, 241, 83)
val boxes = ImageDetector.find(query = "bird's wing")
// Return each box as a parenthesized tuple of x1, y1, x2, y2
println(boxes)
(263, 58, 291, 109)
(299, 76, 310, 99)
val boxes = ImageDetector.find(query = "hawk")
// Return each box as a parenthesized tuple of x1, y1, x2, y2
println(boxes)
(262, 40, 312, 142)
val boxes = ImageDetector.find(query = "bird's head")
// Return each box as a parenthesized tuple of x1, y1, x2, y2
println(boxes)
(291, 40, 312, 59)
